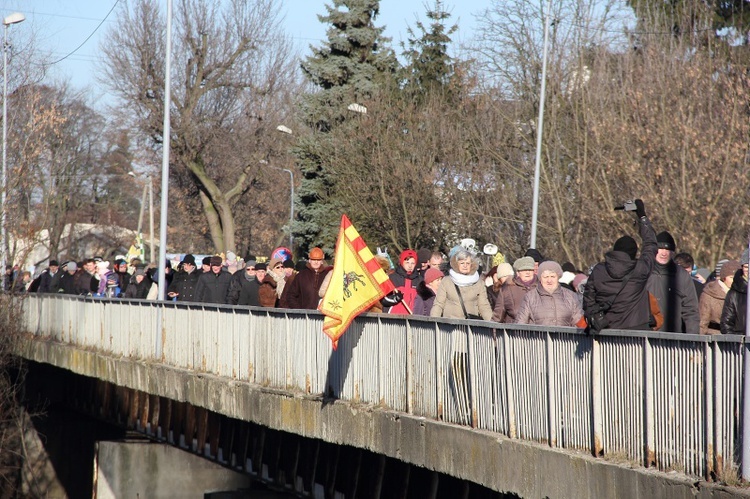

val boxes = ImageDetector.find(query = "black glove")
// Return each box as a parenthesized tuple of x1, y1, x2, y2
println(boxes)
(380, 290, 404, 307)
(635, 199, 646, 219)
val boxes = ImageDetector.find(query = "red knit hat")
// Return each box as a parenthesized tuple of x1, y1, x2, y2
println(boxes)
(399, 249, 418, 266)
(424, 267, 444, 285)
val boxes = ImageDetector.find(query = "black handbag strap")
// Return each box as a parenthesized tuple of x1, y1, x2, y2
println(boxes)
(598, 271, 633, 311)
(452, 281, 471, 319)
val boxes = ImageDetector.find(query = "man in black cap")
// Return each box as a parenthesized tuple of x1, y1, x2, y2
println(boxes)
(167, 254, 200, 302)
(195, 255, 232, 304)
(647, 231, 700, 334)
(583, 199, 657, 331)
(36, 260, 59, 293)
(416, 248, 432, 274)
(227, 261, 266, 306)
(201, 256, 212, 273)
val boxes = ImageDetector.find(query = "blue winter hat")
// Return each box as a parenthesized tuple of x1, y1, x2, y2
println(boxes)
(448, 245, 463, 258)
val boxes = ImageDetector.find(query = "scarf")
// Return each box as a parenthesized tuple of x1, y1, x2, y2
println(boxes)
(270, 270, 286, 298)
(449, 269, 479, 287)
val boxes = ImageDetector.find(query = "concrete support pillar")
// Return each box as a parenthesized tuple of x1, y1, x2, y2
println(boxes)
(95, 440, 252, 499)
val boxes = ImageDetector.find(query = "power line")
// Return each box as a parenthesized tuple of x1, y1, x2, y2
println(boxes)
(1, 10, 117, 24)
(47, 0, 120, 66)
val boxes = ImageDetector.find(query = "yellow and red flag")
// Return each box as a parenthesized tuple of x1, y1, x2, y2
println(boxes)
(319, 215, 395, 349)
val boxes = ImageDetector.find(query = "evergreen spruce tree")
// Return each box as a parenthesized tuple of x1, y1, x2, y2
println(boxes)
(400, 0, 458, 100)
(294, 0, 397, 254)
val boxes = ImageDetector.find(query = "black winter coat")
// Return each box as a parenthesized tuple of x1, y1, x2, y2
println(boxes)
(583, 217, 657, 330)
(37, 270, 57, 293)
(167, 269, 201, 302)
(56, 272, 78, 295)
(647, 260, 701, 334)
(124, 275, 153, 299)
(74, 271, 98, 296)
(113, 270, 131, 295)
(721, 270, 747, 335)
(226, 272, 262, 306)
(195, 269, 233, 304)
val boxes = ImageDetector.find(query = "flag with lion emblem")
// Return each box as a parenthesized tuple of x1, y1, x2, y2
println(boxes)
(319, 215, 395, 349)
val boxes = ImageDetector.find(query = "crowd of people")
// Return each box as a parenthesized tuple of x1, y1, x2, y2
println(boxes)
(6, 199, 749, 335)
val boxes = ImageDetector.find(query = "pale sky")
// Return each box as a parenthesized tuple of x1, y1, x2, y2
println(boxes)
(0, 0, 489, 107)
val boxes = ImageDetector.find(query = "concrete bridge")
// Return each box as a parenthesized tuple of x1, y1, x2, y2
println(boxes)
(13, 294, 750, 498)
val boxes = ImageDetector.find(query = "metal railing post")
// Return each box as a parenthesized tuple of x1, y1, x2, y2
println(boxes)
(714, 340, 726, 479)
(502, 328, 517, 438)
(467, 325, 478, 428)
(591, 335, 603, 457)
(434, 322, 444, 421)
(743, 288, 750, 479)
(644, 336, 655, 467)
(406, 317, 412, 414)
(546, 330, 557, 447)
(704, 340, 715, 479)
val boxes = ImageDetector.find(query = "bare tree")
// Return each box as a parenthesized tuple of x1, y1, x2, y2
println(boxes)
(472, 0, 750, 269)
(99, 0, 299, 254)
(580, 42, 750, 267)
(7, 83, 126, 263)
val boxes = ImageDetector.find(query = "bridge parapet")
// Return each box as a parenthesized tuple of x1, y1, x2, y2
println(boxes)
(18, 294, 745, 481)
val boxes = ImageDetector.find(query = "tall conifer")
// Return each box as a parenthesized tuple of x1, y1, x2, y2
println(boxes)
(294, 0, 397, 254)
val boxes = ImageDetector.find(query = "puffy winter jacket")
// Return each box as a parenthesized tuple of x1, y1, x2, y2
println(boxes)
(388, 266, 423, 314)
(516, 284, 583, 327)
(492, 275, 538, 323)
(721, 270, 747, 335)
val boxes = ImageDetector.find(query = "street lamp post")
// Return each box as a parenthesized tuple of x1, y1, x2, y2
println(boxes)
(275, 125, 294, 249)
(129, 171, 155, 263)
(282, 168, 293, 249)
(530, 0, 552, 249)
(260, 157, 294, 250)
(157, 0, 172, 306)
(1, 12, 25, 292)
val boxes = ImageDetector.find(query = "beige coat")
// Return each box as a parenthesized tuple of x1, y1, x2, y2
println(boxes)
(430, 277, 493, 320)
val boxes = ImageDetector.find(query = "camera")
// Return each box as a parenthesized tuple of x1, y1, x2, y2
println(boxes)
(614, 200, 636, 212)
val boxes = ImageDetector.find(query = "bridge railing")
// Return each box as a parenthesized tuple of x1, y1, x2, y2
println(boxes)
(19, 294, 744, 480)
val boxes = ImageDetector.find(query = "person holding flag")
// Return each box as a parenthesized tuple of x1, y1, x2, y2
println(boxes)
(387, 249, 423, 314)
(319, 215, 399, 349)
